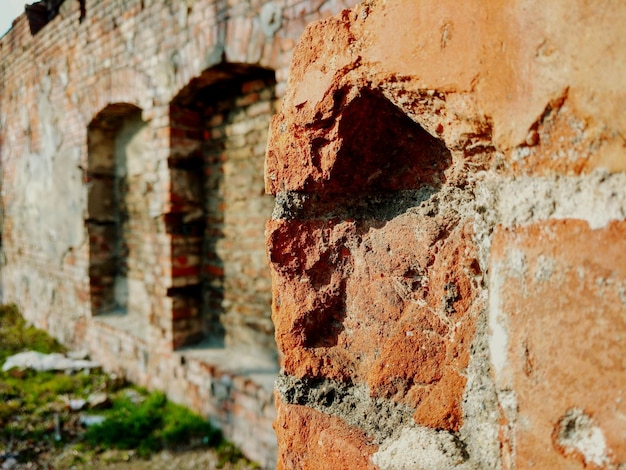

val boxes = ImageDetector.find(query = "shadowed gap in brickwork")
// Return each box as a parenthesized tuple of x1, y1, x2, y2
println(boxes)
(283, 88, 453, 350)
(25, 0, 85, 35)
(306, 87, 453, 194)
(168, 64, 277, 357)
(86, 103, 145, 317)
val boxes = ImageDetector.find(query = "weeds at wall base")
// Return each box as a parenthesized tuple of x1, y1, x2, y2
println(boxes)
(0, 304, 255, 468)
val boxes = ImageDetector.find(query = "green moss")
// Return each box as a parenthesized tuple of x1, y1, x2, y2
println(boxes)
(85, 391, 220, 457)
(0, 304, 65, 364)
(160, 400, 220, 447)
(216, 441, 250, 468)
(0, 304, 255, 467)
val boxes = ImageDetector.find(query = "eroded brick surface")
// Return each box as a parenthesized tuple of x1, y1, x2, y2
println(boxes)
(274, 398, 378, 470)
(268, 218, 481, 431)
(490, 220, 626, 468)
(266, 0, 626, 468)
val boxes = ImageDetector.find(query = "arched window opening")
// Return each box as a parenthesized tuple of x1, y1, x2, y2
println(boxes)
(87, 104, 147, 318)
(168, 64, 277, 357)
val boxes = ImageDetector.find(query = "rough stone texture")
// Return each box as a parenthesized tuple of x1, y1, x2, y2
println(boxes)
(268, 216, 481, 431)
(490, 220, 626, 468)
(274, 398, 378, 470)
(2, 0, 626, 467)
(267, 0, 626, 468)
(0, 0, 359, 466)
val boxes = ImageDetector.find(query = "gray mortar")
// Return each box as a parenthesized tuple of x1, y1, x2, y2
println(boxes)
(456, 300, 502, 469)
(273, 162, 626, 468)
(277, 373, 487, 469)
(472, 169, 626, 273)
(272, 187, 439, 221)
(277, 373, 415, 445)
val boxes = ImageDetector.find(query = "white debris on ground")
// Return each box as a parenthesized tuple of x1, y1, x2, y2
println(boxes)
(1, 351, 100, 373)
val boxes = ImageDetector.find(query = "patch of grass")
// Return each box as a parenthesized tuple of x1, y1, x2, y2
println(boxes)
(1, 369, 102, 414)
(216, 441, 253, 468)
(85, 391, 220, 457)
(0, 304, 255, 467)
(160, 400, 221, 448)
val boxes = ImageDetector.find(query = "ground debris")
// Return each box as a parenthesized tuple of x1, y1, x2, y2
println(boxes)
(2, 351, 100, 373)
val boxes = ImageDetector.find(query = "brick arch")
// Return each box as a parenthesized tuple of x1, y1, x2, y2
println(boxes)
(166, 6, 283, 104)
(81, 68, 151, 126)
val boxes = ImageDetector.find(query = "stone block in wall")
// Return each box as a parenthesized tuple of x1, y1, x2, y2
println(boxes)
(490, 219, 626, 468)
(275, 397, 378, 470)
(267, 216, 482, 431)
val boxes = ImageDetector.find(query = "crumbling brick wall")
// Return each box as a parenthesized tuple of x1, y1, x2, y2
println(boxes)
(266, 0, 626, 468)
(0, 0, 358, 466)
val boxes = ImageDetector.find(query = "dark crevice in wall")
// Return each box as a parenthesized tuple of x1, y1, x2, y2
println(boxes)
(26, 0, 86, 34)
(26, 0, 64, 35)
(78, 0, 86, 22)
(304, 87, 452, 194)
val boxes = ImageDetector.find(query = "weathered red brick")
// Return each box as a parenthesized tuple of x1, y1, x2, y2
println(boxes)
(267, 218, 481, 431)
(275, 398, 378, 470)
(491, 220, 626, 468)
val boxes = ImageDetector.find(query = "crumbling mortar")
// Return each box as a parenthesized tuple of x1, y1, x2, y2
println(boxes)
(272, 187, 439, 221)
(276, 372, 488, 468)
(458, 300, 502, 469)
(472, 169, 626, 275)
(277, 373, 428, 444)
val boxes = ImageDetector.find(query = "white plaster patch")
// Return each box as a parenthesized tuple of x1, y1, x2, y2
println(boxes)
(488, 262, 509, 382)
(482, 170, 626, 231)
(556, 409, 611, 467)
(497, 389, 518, 427)
(372, 426, 469, 470)
(533, 255, 555, 282)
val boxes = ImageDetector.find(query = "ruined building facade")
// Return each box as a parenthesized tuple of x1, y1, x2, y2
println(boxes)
(0, 0, 356, 466)
(2, 0, 626, 468)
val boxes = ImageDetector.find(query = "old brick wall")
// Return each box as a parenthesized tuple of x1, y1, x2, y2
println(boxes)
(0, 0, 358, 466)
(267, 0, 626, 468)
